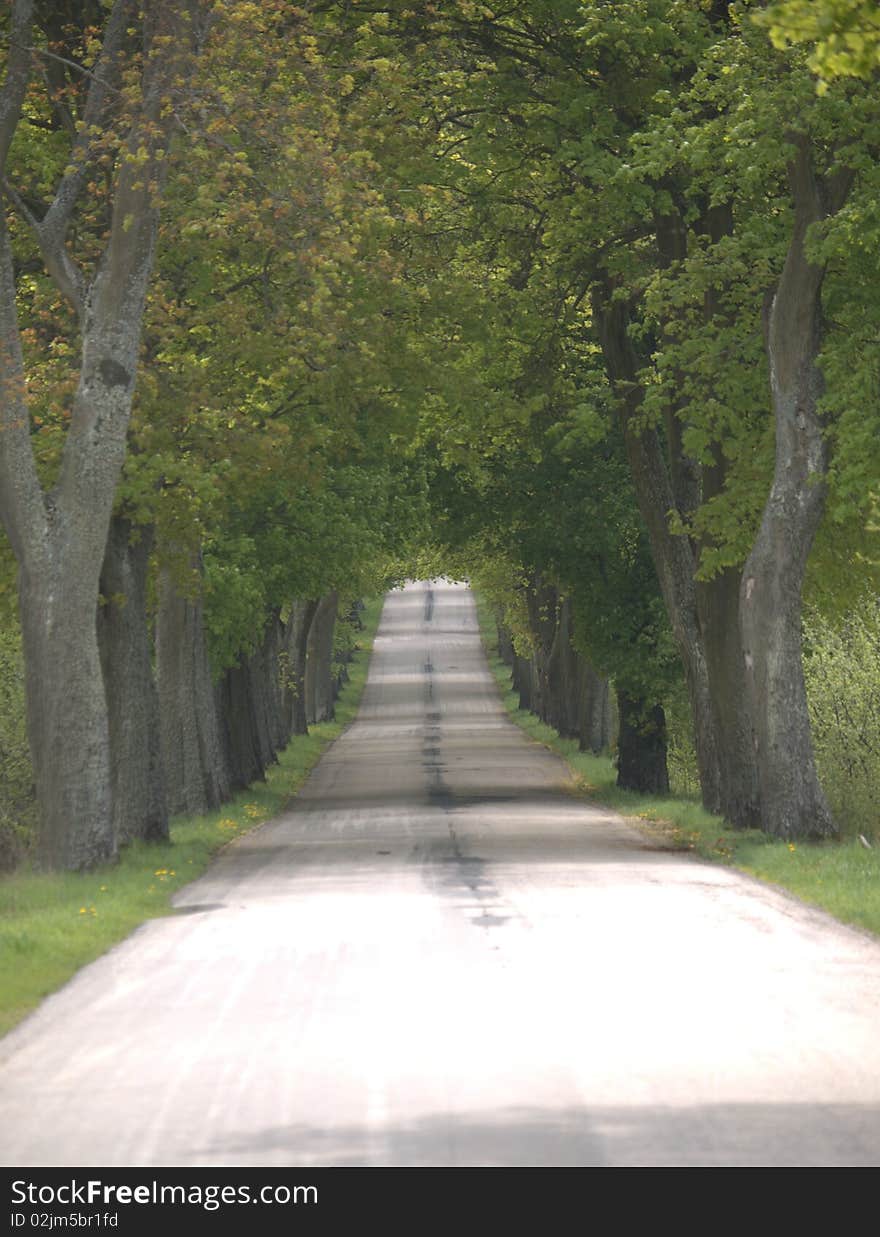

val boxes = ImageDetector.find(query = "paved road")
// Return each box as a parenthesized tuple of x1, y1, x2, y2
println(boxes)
(3, 580, 880, 1167)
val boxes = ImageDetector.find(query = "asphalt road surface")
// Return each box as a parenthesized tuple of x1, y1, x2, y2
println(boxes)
(3, 580, 880, 1167)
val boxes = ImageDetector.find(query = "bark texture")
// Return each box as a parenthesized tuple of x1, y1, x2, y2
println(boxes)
(739, 138, 850, 838)
(496, 619, 515, 667)
(596, 285, 752, 826)
(697, 567, 760, 828)
(216, 659, 263, 792)
(97, 518, 168, 845)
(545, 598, 584, 739)
(523, 575, 559, 726)
(285, 599, 319, 736)
(616, 690, 669, 794)
(262, 612, 289, 755)
(305, 591, 339, 725)
(0, 1, 202, 867)
(216, 613, 288, 792)
(157, 554, 230, 816)
(579, 662, 613, 754)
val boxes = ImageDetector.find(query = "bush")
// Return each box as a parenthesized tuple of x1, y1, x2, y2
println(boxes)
(805, 597, 880, 840)
(663, 677, 701, 798)
(662, 597, 880, 840)
(0, 626, 36, 869)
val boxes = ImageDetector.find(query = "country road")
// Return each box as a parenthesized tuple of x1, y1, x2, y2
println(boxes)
(2, 580, 880, 1167)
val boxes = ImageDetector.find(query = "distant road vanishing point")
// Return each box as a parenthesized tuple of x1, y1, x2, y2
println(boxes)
(2, 580, 880, 1167)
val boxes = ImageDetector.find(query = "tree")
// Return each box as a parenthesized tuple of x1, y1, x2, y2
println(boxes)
(757, 0, 880, 83)
(382, 0, 880, 836)
(1, 0, 204, 867)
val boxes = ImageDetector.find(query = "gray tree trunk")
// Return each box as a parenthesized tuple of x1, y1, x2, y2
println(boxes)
(249, 626, 279, 771)
(285, 599, 318, 736)
(514, 654, 533, 712)
(262, 611, 288, 754)
(697, 567, 760, 828)
(616, 690, 669, 794)
(0, 1, 201, 867)
(578, 662, 612, 754)
(694, 203, 761, 828)
(157, 553, 230, 817)
(523, 574, 558, 725)
(216, 661, 262, 792)
(496, 620, 515, 666)
(15, 553, 116, 869)
(216, 619, 281, 794)
(740, 137, 850, 839)
(593, 287, 722, 815)
(595, 191, 771, 830)
(97, 518, 168, 845)
(305, 591, 339, 725)
(546, 598, 582, 738)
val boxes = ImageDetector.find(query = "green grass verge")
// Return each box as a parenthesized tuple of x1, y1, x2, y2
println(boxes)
(0, 596, 385, 1039)
(474, 594, 880, 939)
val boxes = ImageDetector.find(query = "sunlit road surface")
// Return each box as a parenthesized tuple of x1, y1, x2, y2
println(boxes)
(3, 581, 880, 1168)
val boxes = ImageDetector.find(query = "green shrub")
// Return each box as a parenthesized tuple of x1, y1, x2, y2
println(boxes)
(805, 597, 880, 840)
(664, 680, 701, 799)
(659, 597, 880, 840)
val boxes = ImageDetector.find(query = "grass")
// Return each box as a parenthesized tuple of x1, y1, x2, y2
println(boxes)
(0, 596, 385, 1039)
(474, 594, 880, 939)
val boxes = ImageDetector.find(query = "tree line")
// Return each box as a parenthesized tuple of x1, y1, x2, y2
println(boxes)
(1, 0, 878, 869)
(400, 0, 880, 838)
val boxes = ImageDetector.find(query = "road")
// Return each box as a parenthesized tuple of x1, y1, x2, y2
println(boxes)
(2, 579, 880, 1167)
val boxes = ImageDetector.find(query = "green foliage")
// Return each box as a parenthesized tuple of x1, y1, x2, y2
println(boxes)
(201, 458, 429, 673)
(757, 0, 880, 85)
(664, 681, 702, 800)
(804, 598, 880, 839)
(646, 593, 880, 838)
(4, 0, 880, 862)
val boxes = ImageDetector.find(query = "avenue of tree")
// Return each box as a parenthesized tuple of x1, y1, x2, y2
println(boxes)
(1, 0, 878, 869)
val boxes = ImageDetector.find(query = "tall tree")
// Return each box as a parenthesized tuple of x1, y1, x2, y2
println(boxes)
(0, 0, 203, 867)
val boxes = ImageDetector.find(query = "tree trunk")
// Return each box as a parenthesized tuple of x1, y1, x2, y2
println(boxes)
(216, 660, 262, 792)
(694, 202, 762, 829)
(496, 620, 515, 666)
(579, 661, 612, 754)
(262, 611, 288, 754)
(546, 598, 582, 738)
(515, 654, 533, 711)
(594, 201, 766, 828)
(305, 591, 339, 725)
(97, 517, 168, 846)
(0, 2, 201, 868)
(157, 552, 230, 816)
(216, 621, 280, 793)
(17, 555, 115, 870)
(697, 567, 760, 828)
(616, 690, 669, 794)
(216, 610, 289, 792)
(740, 137, 850, 839)
(523, 574, 558, 725)
(593, 285, 722, 816)
(248, 627, 279, 772)
(285, 599, 318, 736)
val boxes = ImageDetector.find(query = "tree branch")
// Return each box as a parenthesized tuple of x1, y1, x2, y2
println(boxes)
(2, 178, 86, 319)
(0, 212, 47, 567)
(39, 0, 139, 245)
(0, 1, 35, 172)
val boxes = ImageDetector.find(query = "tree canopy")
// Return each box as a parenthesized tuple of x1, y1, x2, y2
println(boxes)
(2, 0, 879, 865)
